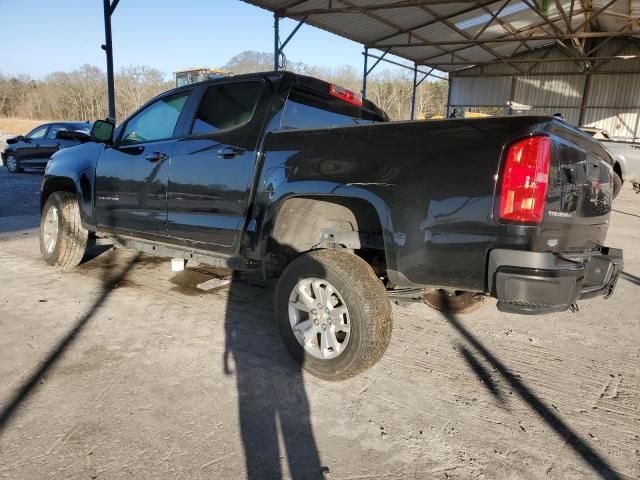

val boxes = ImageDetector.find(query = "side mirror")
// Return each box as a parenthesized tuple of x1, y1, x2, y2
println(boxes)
(6, 136, 21, 144)
(90, 119, 115, 144)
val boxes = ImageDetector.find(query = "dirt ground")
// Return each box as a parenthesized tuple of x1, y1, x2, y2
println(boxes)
(0, 167, 638, 480)
(0, 118, 50, 136)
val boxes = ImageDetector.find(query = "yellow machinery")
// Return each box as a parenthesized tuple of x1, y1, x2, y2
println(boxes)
(174, 68, 232, 87)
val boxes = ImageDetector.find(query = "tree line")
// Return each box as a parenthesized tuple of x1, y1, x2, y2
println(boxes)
(0, 51, 448, 123)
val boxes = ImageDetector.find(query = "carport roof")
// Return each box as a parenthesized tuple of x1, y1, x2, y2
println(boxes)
(241, 0, 640, 72)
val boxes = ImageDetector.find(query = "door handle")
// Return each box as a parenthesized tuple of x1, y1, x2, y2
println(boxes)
(218, 147, 245, 159)
(146, 152, 168, 162)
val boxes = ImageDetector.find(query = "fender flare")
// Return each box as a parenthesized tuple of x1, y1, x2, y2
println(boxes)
(254, 181, 398, 276)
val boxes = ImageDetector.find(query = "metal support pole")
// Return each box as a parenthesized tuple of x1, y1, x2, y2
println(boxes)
(273, 15, 307, 72)
(578, 73, 592, 126)
(411, 64, 418, 120)
(102, 0, 116, 121)
(508, 75, 516, 116)
(273, 14, 280, 71)
(362, 47, 368, 99)
(446, 78, 452, 117)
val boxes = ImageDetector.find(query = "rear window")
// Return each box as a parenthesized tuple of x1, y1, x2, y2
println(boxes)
(279, 87, 383, 130)
(192, 82, 262, 135)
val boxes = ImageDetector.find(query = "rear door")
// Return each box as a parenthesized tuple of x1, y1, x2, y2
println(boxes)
(18, 124, 49, 167)
(38, 124, 69, 166)
(95, 91, 191, 235)
(166, 80, 267, 253)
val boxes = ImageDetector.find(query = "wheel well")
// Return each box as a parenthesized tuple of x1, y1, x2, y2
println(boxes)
(614, 162, 623, 179)
(41, 177, 77, 211)
(267, 196, 386, 277)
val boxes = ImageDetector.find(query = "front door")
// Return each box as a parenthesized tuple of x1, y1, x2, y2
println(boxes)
(167, 80, 267, 252)
(18, 124, 49, 167)
(95, 91, 191, 235)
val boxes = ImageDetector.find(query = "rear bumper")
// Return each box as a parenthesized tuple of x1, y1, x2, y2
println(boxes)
(488, 247, 623, 315)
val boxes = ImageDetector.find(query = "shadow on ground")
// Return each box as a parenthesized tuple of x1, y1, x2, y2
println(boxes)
(445, 311, 623, 480)
(0, 240, 624, 479)
(224, 270, 326, 479)
(0, 250, 142, 436)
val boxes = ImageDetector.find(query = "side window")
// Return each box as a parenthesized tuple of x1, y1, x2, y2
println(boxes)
(121, 92, 189, 145)
(47, 124, 66, 139)
(26, 125, 48, 139)
(191, 82, 262, 135)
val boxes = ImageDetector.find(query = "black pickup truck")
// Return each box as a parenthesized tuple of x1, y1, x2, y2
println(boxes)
(40, 72, 623, 380)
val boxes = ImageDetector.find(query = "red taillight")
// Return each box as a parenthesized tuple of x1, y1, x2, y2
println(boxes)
(329, 84, 363, 107)
(499, 135, 551, 223)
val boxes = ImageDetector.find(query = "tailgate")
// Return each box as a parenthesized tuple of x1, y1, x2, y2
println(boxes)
(537, 124, 614, 252)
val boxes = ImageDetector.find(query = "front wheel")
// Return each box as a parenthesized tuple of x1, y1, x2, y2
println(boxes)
(40, 192, 88, 270)
(6, 155, 22, 173)
(275, 249, 393, 381)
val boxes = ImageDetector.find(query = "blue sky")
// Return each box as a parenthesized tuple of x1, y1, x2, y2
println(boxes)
(0, 0, 382, 79)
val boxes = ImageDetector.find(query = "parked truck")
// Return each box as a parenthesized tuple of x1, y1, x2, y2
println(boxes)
(40, 72, 623, 380)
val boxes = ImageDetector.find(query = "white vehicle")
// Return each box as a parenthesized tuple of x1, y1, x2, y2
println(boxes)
(581, 127, 640, 193)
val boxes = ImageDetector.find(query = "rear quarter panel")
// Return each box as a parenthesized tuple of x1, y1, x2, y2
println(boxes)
(256, 116, 570, 291)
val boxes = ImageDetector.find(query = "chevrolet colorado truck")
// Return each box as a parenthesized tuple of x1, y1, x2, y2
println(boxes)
(40, 72, 623, 380)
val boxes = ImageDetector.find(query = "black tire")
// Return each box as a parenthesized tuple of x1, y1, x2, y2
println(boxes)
(5, 154, 22, 173)
(422, 289, 486, 314)
(275, 249, 393, 381)
(612, 173, 623, 199)
(39, 192, 88, 270)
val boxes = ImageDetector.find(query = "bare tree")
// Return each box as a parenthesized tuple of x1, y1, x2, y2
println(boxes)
(0, 51, 448, 123)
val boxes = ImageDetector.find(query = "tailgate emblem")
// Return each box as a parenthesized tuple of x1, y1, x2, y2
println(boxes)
(548, 210, 573, 218)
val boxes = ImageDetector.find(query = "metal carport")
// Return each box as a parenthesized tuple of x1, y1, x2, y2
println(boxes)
(101, 0, 640, 130)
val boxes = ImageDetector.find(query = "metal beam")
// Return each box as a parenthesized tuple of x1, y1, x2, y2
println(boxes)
(274, 14, 279, 71)
(411, 64, 418, 120)
(420, 55, 640, 67)
(102, 0, 117, 121)
(366, 48, 391, 76)
(449, 103, 640, 108)
(370, 1, 499, 46)
(281, 0, 485, 16)
(453, 69, 640, 77)
(362, 47, 369, 99)
(411, 12, 577, 63)
(364, 52, 449, 81)
(334, 0, 474, 65)
(417, 3, 525, 72)
(273, 14, 308, 71)
(374, 30, 637, 49)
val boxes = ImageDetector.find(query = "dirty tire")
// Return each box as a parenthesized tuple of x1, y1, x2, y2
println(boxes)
(612, 173, 623, 199)
(275, 249, 393, 381)
(422, 289, 486, 314)
(40, 192, 88, 270)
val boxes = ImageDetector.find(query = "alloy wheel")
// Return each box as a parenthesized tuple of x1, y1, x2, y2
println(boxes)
(288, 277, 351, 360)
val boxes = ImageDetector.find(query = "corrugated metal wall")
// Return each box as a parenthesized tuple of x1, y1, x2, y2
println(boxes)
(449, 39, 640, 141)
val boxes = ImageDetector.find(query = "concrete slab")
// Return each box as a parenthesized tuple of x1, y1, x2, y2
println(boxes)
(0, 167, 638, 479)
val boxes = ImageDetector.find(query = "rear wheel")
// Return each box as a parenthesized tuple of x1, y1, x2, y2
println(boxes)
(275, 249, 392, 381)
(422, 289, 486, 314)
(40, 192, 88, 270)
(6, 155, 21, 173)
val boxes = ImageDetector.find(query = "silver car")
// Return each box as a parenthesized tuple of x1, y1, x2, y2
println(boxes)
(581, 127, 640, 194)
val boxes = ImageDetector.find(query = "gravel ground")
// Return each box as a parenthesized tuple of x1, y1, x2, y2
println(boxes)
(0, 167, 638, 479)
